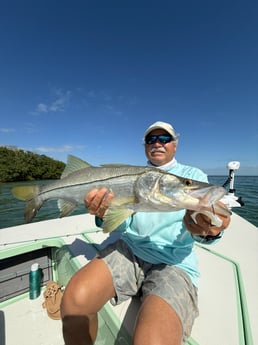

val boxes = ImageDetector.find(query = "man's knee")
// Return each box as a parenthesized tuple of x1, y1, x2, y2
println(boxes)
(61, 259, 115, 317)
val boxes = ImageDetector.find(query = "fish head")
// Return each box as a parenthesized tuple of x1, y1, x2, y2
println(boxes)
(159, 173, 228, 212)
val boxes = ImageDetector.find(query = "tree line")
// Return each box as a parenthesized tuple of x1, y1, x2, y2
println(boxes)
(0, 146, 66, 182)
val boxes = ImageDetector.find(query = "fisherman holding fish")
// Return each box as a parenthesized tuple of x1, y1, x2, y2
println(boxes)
(60, 121, 231, 345)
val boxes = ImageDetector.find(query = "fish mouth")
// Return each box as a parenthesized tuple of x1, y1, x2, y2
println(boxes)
(189, 185, 228, 210)
(189, 186, 226, 199)
(188, 185, 231, 217)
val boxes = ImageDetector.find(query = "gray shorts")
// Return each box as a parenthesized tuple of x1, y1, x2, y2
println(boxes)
(97, 239, 199, 342)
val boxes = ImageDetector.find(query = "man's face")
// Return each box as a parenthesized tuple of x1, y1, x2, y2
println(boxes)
(144, 129, 177, 166)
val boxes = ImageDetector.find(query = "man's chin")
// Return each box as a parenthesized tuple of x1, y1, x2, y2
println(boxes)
(150, 156, 165, 166)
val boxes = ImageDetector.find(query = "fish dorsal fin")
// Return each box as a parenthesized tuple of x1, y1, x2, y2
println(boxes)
(61, 155, 92, 178)
(100, 163, 136, 168)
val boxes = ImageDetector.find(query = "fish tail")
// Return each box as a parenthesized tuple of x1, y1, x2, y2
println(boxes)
(12, 185, 43, 223)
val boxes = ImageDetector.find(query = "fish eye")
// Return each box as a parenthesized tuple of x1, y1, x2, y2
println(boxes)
(184, 179, 193, 186)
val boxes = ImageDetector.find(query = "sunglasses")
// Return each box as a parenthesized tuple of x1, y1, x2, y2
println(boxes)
(145, 134, 174, 145)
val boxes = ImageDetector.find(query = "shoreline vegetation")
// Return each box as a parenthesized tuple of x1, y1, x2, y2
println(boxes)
(0, 147, 256, 183)
(0, 146, 65, 183)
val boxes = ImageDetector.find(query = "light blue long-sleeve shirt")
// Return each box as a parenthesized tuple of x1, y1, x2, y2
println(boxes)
(116, 160, 209, 287)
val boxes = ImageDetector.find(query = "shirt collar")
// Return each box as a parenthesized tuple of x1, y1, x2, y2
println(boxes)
(147, 158, 177, 171)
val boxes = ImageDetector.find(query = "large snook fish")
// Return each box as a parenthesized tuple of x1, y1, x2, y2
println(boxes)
(12, 155, 230, 232)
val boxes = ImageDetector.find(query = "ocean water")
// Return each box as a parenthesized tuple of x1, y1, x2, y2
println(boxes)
(0, 176, 257, 229)
(209, 175, 258, 227)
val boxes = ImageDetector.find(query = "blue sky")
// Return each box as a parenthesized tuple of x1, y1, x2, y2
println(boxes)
(0, 1, 257, 175)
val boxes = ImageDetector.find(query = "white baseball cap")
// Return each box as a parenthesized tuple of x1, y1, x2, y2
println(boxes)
(144, 121, 179, 141)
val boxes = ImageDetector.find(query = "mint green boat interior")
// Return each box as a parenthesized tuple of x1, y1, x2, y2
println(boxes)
(0, 237, 131, 345)
(195, 244, 253, 345)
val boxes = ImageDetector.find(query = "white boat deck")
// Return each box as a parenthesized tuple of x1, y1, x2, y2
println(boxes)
(1, 212, 257, 345)
(0, 296, 63, 345)
(194, 212, 258, 345)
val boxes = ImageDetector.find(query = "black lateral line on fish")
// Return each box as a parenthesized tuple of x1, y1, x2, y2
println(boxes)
(37, 170, 150, 196)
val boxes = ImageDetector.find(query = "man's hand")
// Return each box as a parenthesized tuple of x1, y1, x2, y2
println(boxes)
(84, 188, 114, 219)
(184, 202, 231, 237)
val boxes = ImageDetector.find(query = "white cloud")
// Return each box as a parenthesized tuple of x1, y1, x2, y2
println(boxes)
(36, 145, 73, 153)
(0, 128, 15, 133)
(35, 144, 86, 155)
(36, 103, 48, 113)
(34, 89, 71, 114)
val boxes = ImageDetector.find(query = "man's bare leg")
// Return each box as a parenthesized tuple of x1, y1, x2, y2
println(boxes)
(133, 294, 183, 345)
(61, 258, 115, 345)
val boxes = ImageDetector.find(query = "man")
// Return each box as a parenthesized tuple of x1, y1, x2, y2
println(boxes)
(61, 121, 230, 345)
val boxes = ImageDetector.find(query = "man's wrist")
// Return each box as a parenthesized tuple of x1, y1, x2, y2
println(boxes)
(198, 231, 222, 242)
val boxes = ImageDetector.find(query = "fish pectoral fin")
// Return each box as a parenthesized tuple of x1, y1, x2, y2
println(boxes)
(58, 199, 78, 217)
(102, 208, 134, 233)
(111, 196, 138, 207)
